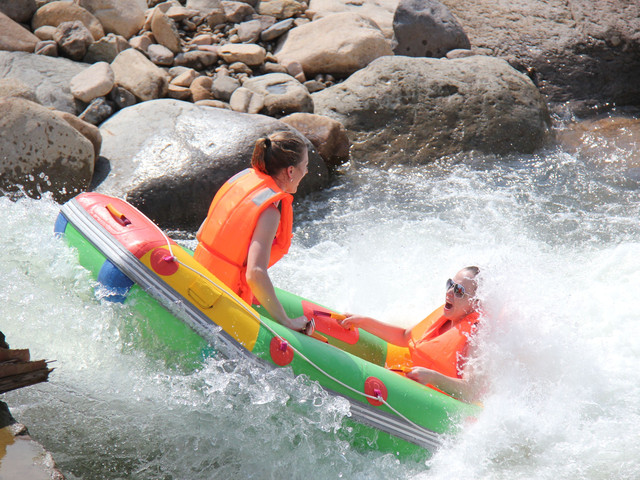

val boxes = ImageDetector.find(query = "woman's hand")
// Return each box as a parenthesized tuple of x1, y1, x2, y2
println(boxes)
(284, 315, 315, 336)
(338, 313, 368, 330)
(405, 366, 438, 385)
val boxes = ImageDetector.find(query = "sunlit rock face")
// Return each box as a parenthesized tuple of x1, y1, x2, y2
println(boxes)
(95, 99, 329, 228)
(313, 55, 550, 166)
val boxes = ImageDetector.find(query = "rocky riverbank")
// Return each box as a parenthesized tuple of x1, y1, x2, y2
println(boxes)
(4, 0, 636, 229)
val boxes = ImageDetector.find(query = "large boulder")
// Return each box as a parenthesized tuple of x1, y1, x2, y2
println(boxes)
(0, 97, 94, 202)
(307, 0, 399, 39)
(94, 99, 329, 228)
(275, 12, 393, 78)
(392, 0, 469, 57)
(77, 0, 145, 39)
(0, 51, 88, 114)
(440, 0, 640, 110)
(312, 55, 550, 165)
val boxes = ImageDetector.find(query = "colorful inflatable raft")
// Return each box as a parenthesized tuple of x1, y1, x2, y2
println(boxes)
(55, 192, 481, 457)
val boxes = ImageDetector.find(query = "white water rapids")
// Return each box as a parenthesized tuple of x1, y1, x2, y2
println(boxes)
(1, 114, 640, 479)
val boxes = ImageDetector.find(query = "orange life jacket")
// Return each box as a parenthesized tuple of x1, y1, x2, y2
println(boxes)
(408, 308, 480, 378)
(194, 168, 293, 303)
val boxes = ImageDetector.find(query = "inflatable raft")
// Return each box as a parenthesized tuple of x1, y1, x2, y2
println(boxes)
(55, 192, 480, 457)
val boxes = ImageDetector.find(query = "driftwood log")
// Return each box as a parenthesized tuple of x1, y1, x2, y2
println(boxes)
(0, 333, 53, 395)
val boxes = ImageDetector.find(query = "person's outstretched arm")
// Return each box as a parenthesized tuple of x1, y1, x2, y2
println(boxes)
(406, 367, 476, 401)
(340, 314, 412, 347)
(246, 206, 310, 332)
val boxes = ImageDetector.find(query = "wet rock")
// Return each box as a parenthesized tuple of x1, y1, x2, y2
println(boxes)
(95, 99, 328, 228)
(111, 48, 169, 101)
(83, 33, 129, 63)
(280, 111, 350, 167)
(242, 72, 312, 116)
(0, 51, 88, 113)
(392, 0, 470, 57)
(275, 12, 393, 77)
(77, 0, 145, 39)
(31, 1, 105, 41)
(0, 12, 39, 53)
(70, 61, 115, 102)
(0, 97, 94, 202)
(313, 55, 550, 165)
(53, 20, 94, 61)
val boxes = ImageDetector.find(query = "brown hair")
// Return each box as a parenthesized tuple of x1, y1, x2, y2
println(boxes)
(251, 131, 307, 176)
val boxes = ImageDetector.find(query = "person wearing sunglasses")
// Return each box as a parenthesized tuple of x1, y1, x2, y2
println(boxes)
(339, 266, 481, 399)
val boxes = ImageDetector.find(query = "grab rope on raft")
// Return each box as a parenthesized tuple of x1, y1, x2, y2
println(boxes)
(156, 229, 423, 430)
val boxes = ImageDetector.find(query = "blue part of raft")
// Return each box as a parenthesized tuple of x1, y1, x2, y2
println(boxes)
(96, 259, 134, 303)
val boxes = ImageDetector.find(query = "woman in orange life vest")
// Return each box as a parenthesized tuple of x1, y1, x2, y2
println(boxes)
(339, 266, 481, 400)
(194, 131, 313, 335)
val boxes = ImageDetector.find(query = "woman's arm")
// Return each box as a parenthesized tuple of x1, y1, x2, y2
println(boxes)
(245, 206, 309, 332)
(340, 314, 412, 347)
(406, 367, 476, 401)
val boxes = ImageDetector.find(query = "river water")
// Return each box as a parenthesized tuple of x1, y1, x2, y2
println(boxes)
(1, 111, 640, 479)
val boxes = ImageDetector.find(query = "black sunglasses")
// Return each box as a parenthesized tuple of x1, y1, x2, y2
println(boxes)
(446, 278, 466, 298)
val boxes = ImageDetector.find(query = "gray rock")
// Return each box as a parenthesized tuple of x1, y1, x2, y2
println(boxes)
(0, 97, 94, 202)
(147, 43, 175, 66)
(243, 72, 313, 117)
(174, 50, 218, 69)
(78, 96, 113, 124)
(108, 85, 137, 109)
(392, 0, 470, 57)
(313, 55, 550, 165)
(441, 0, 640, 110)
(0, 51, 88, 113)
(212, 74, 240, 101)
(53, 20, 94, 61)
(83, 33, 129, 63)
(95, 99, 329, 228)
(260, 18, 293, 41)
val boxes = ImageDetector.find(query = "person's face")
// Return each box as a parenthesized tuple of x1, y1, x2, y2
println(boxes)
(285, 149, 308, 194)
(443, 269, 477, 321)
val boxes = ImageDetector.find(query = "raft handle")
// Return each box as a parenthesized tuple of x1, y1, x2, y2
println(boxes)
(105, 203, 131, 226)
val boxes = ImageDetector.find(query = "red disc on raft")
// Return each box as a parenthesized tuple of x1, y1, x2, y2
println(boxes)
(150, 248, 179, 276)
(270, 337, 294, 366)
(364, 376, 388, 406)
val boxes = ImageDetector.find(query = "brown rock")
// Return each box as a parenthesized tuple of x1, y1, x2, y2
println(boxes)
(54, 110, 103, 159)
(280, 112, 350, 166)
(31, 1, 105, 41)
(0, 12, 39, 53)
(190, 75, 214, 102)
